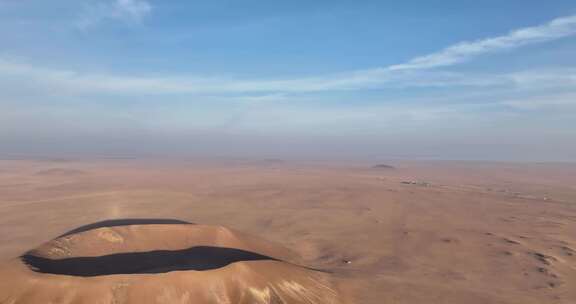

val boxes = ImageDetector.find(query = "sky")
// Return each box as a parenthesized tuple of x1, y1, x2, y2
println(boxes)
(1, 0, 576, 161)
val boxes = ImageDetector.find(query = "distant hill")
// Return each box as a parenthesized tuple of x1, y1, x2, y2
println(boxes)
(35, 168, 86, 176)
(371, 164, 396, 170)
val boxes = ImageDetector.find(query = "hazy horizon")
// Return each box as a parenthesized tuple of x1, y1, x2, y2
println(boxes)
(2, 1, 576, 161)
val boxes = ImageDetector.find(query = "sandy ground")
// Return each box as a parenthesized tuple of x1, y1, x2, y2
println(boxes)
(0, 159, 575, 303)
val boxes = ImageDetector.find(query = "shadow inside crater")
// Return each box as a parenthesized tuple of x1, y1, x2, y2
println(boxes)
(24, 219, 329, 276)
(59, 218, 194, 237)
(22, 246, 276, 276)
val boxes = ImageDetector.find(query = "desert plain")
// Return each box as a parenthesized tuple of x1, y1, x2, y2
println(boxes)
(0, 158, 575, 304)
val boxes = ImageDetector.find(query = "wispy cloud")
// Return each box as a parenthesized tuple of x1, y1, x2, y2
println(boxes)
(1, 14, 576, 95)
(76, 0, 152, 30)
(504, 93, 576, 110)
(388, 14, 576, 71)
(2, 57, 575, 96)
(507, 68, 576, 88)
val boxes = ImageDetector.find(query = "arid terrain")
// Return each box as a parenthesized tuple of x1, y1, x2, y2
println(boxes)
(0, 159, 575, 303)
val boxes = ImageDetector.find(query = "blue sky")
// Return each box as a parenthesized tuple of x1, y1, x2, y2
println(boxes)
(1, 0, 576, 160)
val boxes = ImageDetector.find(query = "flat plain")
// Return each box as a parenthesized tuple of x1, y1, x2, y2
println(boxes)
(0, 159, 575, 304)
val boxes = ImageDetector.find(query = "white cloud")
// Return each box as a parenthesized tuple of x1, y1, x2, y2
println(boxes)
(508, 68, 576, 89)
(388, 14, 576, 71)
(77, 0, 152, 30)
(503, 93, 576, 110)
(1, 14, 576, 95)
(2, 57, 574, 96)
